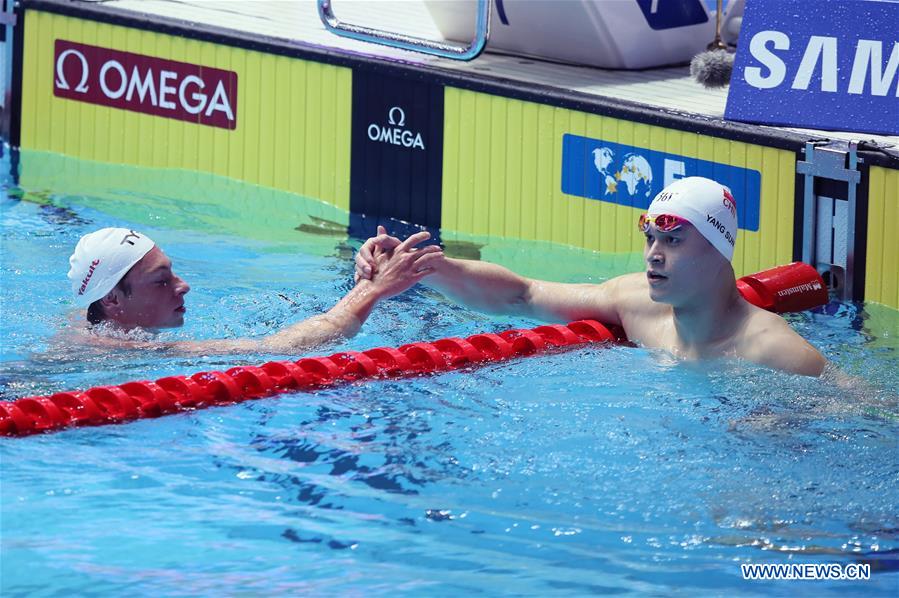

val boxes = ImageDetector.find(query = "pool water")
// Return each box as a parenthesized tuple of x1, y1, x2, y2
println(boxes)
(1, 149, 897, 596)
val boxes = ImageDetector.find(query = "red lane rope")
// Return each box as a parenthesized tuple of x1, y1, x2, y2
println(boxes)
(0, 320, 618, 437)
(0, 262, 827, 438)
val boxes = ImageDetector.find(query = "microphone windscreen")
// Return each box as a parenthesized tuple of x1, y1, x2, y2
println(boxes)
(690, 50, 735, 88)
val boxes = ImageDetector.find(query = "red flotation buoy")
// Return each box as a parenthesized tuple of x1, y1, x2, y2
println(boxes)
(737, 262, 828, 314)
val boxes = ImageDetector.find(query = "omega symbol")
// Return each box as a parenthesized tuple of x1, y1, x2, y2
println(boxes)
(387, 106, 405, 127)
(55, 48, 90, 93)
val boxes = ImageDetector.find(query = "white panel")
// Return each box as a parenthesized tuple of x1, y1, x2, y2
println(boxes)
(833, 198, 848, 268)
(816, 195, 833, 264)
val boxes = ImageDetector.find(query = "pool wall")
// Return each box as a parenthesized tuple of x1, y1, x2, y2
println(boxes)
(9, 0, 899, 308)
(866, 166, 898, 309)
(18, 9, 353, 214)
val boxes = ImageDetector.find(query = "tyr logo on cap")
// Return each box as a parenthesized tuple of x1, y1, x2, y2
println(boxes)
(120, 230, 140, 246)
(69, 227, 156, 307)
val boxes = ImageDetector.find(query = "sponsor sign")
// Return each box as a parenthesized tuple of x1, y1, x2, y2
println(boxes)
(54, 40, 238, 129)
(366, 106, 426, 150)
(351, 70, 444, 229)
(561, 133, 761, 231)
(725, 0, 899, 136)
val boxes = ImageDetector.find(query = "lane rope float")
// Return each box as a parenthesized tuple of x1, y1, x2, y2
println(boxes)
(0, 262, 827, 437)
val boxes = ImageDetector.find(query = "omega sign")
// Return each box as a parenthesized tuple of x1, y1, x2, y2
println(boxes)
(53, 40, 237, 130)
(367, 107, 425, 150)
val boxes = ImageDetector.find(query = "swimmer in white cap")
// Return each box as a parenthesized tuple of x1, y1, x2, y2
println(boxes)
(69, 228, 188, 329)
(68, 227, 441, 353)
(356, 177, 828, 376)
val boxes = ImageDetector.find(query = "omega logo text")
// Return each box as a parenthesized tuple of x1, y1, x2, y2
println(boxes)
(367, 106, 425, 150)
(53, 40, 238, 130)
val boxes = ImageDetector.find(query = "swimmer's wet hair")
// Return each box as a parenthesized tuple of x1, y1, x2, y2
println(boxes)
(86, 278, 132, 325)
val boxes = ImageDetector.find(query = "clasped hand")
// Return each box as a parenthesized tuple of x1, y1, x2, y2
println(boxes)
(355, 225, 444, 298)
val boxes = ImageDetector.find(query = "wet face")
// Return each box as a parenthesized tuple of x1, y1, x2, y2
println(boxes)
(643, 222, 730, 307)
(102, 246, 191, 329)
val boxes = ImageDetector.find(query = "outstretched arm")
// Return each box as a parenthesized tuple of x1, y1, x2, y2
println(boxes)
(252, 231, 442, 353)
(355, 227, 623, 326)
(425, 257, 623, 326)
(176, 278, 388, 355)
(88, 232, 440, 356)
(79, 281, 384, 356)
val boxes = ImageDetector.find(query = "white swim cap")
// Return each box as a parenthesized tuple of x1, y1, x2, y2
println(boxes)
(647, 177, 738, 261)
(68, 228, 155, 307)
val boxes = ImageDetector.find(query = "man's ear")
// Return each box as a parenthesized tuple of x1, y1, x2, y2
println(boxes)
(99, 288, 122, 313)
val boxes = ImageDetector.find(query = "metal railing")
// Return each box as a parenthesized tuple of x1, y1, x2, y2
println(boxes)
(317, 0, 490, 61)
(798, 141, 862, 301)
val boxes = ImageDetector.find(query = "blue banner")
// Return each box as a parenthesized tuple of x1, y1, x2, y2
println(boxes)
(725, 0, 899, 136)
(561, 134, 761, 231)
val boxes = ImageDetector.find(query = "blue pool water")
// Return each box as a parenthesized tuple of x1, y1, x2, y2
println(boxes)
(1, 150, 897, 596)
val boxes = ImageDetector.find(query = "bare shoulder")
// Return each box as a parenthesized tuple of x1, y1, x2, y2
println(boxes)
(739, 307, 827, 377)
(606, 273, 669, 343)
(610, 272, 647, 298)
(613, 272, 665, 314)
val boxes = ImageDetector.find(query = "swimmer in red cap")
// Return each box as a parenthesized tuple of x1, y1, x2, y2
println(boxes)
(357, 177, 828, 376)
(67, 227, 441, 353)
